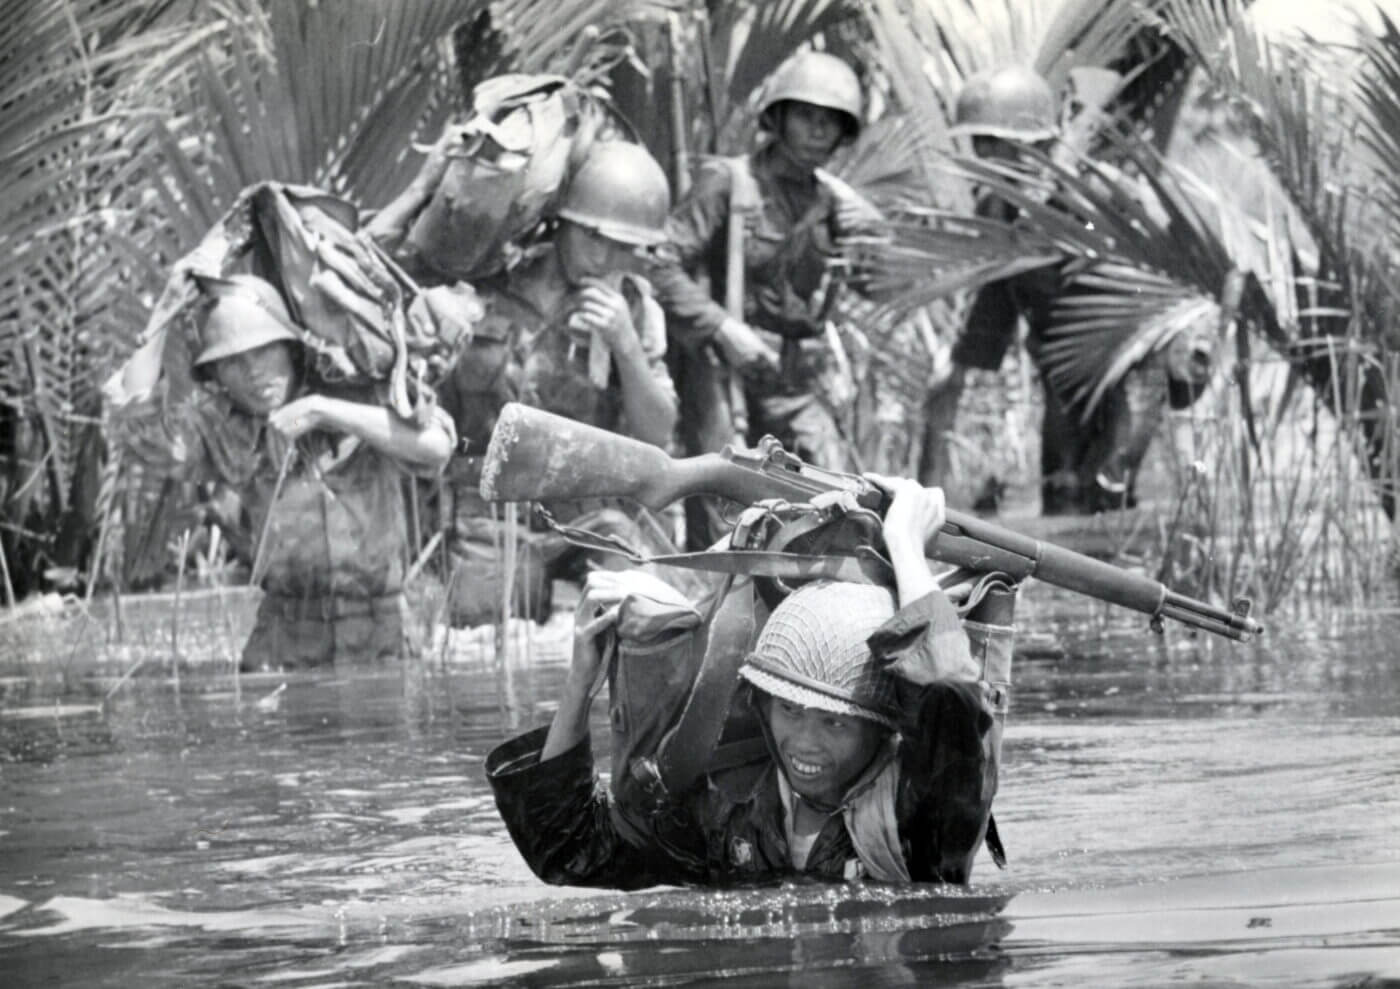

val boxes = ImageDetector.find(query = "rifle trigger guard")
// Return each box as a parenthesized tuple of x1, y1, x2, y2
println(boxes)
(731, 499, 789, 550)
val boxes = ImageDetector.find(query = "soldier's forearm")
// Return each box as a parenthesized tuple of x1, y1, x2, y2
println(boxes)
(609, 341, 677, 447)
(649, 263, 728, 347)
(541, 662, 596, 761)
(312, 397, 453, 470)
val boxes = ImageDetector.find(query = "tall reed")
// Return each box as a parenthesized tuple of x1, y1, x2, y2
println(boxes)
(1154, 341, 1397, 615)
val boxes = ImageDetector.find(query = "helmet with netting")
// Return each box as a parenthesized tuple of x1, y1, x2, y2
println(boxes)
(192, 273, 301, 367)
(555, 141, 671, 247)
(740, 581, 898, 728)
(951, 65, 1059, 142)
(759, 51, 863, 138)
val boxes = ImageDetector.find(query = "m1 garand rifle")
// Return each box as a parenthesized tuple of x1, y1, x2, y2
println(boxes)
(480, 402, 1264, 642)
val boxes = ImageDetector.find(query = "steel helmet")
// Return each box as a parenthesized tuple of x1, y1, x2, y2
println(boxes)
(951, 65, 1059, 142)
(192, 273, 301, 367)
(740, 581, 898, 728)
(760, 51, 863, 137)
(554, 141, 672, 247)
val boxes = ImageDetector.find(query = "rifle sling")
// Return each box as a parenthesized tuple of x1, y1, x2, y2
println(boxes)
(654, 575, 757, 799)
(535, 508, 893, 585)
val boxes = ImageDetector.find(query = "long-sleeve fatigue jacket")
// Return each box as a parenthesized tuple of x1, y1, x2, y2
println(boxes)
(487, 590, 1002, 890)
(108, 378, 453, 603)
(652, 144, 841, 354)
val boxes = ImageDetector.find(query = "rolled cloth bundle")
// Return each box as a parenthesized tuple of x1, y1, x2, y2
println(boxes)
(120, 181, 483, 423)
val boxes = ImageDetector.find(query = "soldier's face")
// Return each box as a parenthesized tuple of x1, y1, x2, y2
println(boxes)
(212, 341, 297, 415)
(777, 102, 845, 168)
(765, 696, 885, 809)
(558, 222, 646, 284)
(972, 135, 1055, 164)
(972, 135, 1020, 162)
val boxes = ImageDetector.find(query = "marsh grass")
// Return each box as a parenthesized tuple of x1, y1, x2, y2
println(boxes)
(1152, 347, 1398, 616)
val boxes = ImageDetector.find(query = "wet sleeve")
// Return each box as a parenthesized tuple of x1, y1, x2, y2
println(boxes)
(950, 278, 1022, 372)
(868, 589, 978, 685)
(650, 160, 732, 350)
(870, 593, 1000, 884)
(894, 678, 999, 885)
(485, 727, 686, 890)
(403, 404, 459, 480)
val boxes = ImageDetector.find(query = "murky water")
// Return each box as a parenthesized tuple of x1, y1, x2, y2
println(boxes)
(1, 589, 1398, 987)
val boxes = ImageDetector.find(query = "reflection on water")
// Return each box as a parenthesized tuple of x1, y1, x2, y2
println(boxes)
(0, 594, 1398, 987)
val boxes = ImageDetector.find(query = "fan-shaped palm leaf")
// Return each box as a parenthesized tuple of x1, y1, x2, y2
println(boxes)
(859, 127, 1251, 418)
(1355, 10, 1400, 262)
(1, 0, 250, 591)
(1158, 0, 1397, 515)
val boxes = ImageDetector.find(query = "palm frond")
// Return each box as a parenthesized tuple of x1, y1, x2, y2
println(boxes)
(860, 124, 1259, 419)
(832, 112, 935, 208)
(711, 0, 855, 117)
(855, 207, 1062, 310)
(1044, 266, 1219, 409)
(1040, 0, 1170, 85)
(1355, 9, 1400, 258)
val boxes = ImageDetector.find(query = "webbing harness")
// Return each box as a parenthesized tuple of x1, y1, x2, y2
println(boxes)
(542, 501, 1013, 810)
(535, 497, 894, 586)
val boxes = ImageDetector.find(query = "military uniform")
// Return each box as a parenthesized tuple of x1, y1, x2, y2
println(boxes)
(437, 261, 686, 626)
(947, 183, 1159, 513)
(108, 378, 454, 669)
(487, 589, 1004, 889)
(655, 145, 850, 469)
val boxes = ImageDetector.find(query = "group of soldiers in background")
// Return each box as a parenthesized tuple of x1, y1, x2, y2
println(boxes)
(106, 49, 1154, 672)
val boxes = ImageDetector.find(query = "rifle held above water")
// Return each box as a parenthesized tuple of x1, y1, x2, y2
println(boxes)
(480, 402, 1263, 642)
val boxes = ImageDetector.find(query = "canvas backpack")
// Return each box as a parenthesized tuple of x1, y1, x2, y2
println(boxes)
(398, 74, 612, 283)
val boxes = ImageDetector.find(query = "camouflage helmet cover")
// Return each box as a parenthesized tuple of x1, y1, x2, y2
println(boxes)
(951, 65, 1060, 142)
(555, 140, 672, 247)
(740, 580, 898, 728)
(192, 273, 301, 367)
(760, 50, 863, 137)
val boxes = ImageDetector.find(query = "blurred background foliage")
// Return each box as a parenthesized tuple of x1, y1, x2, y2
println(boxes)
(2, 0, 1396, 613)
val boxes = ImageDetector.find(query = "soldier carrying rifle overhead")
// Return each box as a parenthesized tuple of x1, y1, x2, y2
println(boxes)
(487, 478, 1007, 888)
(652, 49, 884, 551)
(476, 401, 1257, 890)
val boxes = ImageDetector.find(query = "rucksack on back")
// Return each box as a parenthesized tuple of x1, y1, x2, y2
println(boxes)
(132, 180, 481, 424)
(397, 74, 611, 283)
(599, 501, 1018, 866)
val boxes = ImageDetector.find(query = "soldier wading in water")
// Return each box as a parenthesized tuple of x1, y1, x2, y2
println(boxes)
(487, 478, 1006, 887)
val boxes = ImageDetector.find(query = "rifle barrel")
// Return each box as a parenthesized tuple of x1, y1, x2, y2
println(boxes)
(940, 510, 1262, 641)
(479, 403, 1263, 642)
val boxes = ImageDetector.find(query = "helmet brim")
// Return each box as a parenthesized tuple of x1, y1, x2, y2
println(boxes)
(194, 295, 301, 367)
(740, 661, 895, 729)
(949, 122, 1059, 143)
(555, 210, 668, 247)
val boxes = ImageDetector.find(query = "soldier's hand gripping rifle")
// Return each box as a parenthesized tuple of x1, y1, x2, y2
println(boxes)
(480, 402, 1264, 642)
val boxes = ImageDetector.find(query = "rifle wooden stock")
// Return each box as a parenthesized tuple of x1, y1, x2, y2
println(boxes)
(481, 403, 1264, 641)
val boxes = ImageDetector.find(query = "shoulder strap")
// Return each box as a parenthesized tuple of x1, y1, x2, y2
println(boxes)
(651, 575, 759, 796)
(721, 156, 756, 320)
(724, 155, 762, 213)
